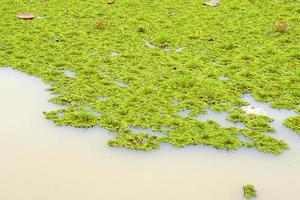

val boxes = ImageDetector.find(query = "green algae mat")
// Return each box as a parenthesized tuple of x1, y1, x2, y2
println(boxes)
(0, 0, 299, 153)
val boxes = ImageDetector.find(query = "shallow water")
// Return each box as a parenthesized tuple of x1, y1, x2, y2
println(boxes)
(1, 67, 300, 200)
(61, 69, 77, 77)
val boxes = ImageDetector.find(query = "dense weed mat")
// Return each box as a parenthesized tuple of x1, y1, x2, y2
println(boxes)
(0, 0, 299, 153)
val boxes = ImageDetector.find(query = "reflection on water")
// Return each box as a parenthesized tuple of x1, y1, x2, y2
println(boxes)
(1, 67, 300, 200)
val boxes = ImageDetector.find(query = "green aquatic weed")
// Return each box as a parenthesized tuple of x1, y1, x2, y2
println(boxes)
(227, 109, 275, 132)
(240, 129, 288, 154)
(243, 184, 257, 199)
(0, 0, 299, 152)
(283, 116, 300, 134)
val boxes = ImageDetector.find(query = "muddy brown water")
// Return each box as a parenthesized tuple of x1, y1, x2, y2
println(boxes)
(1, 68, 300, 200)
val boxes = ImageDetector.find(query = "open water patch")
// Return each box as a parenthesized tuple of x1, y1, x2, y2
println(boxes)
(61, 69, 77, 77)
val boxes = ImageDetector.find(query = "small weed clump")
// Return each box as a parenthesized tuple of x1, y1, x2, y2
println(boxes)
(283, 116, 300, 134)
(243, 184, 257, 199)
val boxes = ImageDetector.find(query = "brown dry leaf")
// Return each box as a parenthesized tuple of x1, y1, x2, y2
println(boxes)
(96, 19, 106, 27)
(276, 22, 289, 32)
(204, 0, 220, 7)
(17, 13, 35, 20)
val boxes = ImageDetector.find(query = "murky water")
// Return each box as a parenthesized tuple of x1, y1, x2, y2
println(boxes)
(1, 67, 300, 200)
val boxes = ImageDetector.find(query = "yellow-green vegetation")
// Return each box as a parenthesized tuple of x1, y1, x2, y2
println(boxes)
(284, 116, 300, 134)
(0, 0, 299, 153)
(227, 109, 275, 132)
(243, 184, 257, 199)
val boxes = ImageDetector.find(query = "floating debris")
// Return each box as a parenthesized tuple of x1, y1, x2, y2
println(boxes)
(276, 22, 289, 32)
(17, 13, 35, 20)
(241, 105, 267, 116)
(96, 19, 106, 27)
(204, 0, 220, 7)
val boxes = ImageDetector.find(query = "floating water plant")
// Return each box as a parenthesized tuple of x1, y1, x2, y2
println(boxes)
(0, 0, 299, 152)
(283, 116, 300, 134)
(227, 109, 275, 132)
(243, 184, 257, 199)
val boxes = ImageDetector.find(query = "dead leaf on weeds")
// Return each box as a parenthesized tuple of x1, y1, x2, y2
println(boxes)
(204, 0, 220, 7)
(17, 13, 35, 20)
(276, 22, 289, 32)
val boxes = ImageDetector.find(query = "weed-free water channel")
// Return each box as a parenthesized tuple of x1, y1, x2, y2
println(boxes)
(1, 68, 300, 200)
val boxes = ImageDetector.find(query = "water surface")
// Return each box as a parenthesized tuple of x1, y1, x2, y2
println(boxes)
(1, 68, 300, 200)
